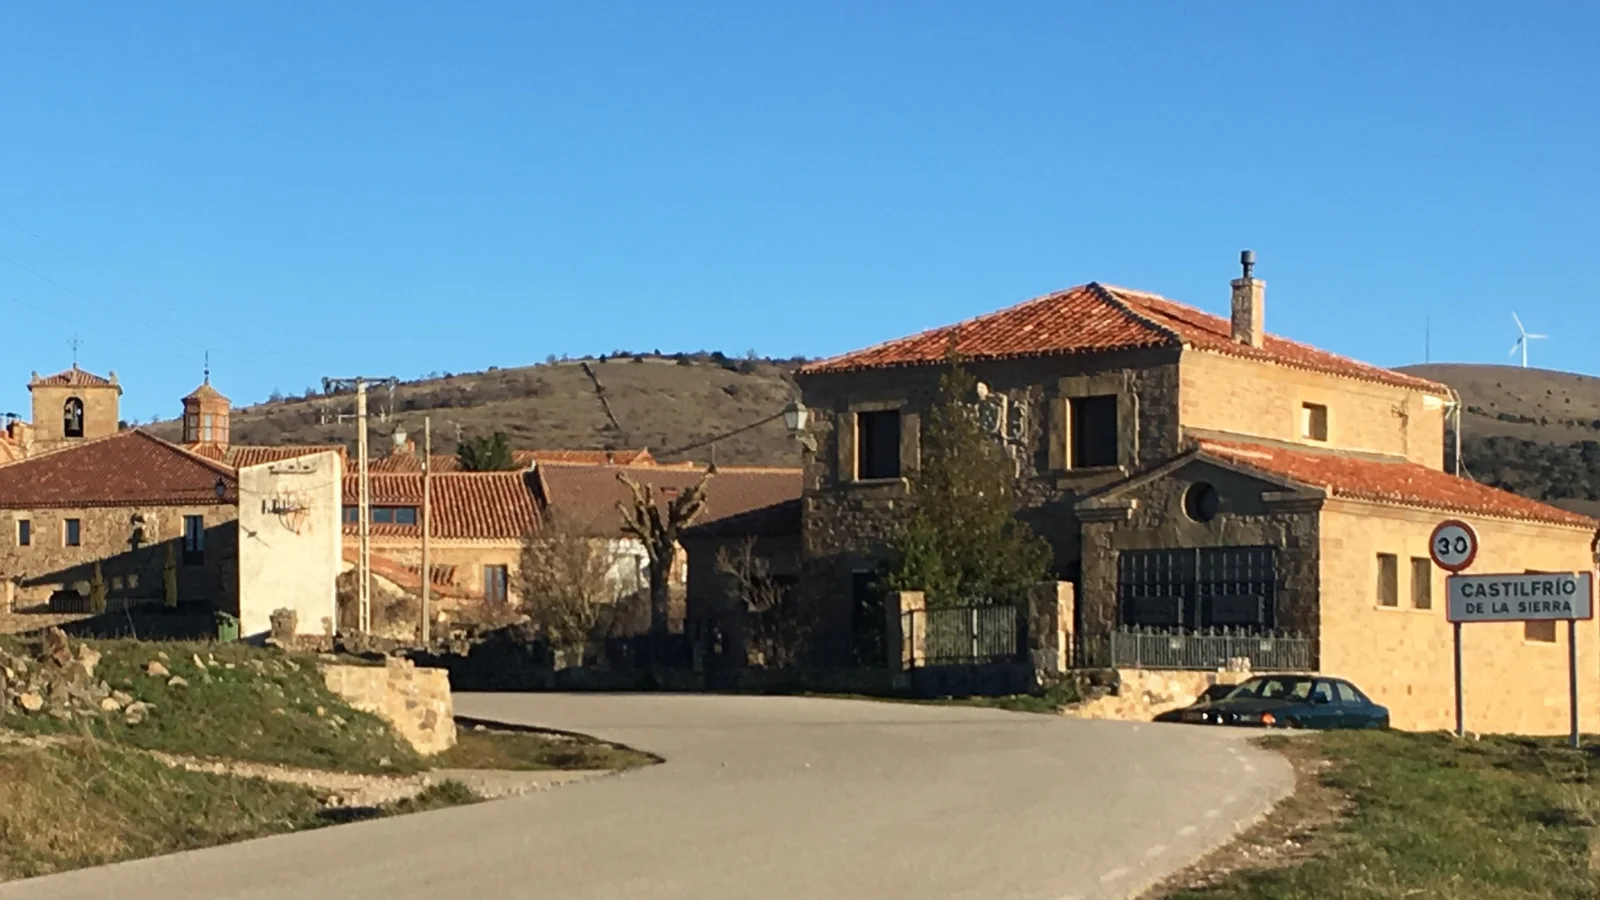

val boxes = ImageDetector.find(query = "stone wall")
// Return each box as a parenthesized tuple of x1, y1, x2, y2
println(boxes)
(1178, 350, 1449, 468)
(0, 503, 238, 610)
(1318, 500, 1598, 734)
(28, 380, 120, 453)
(322, 656, 457, 755)
(1077, 458, 1321, 640)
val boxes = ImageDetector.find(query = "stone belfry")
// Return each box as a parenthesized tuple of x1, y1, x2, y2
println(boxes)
(28, 351, 122, 453)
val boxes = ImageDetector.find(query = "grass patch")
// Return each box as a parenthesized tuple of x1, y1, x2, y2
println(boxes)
(0, 741, 324, 881)
(437, 724, 659, 771)
(388, 780, 481, 815)
(1153, 730, 1600, 899)
(1, 637, 421, 775)
(803, 680, 1081, 715)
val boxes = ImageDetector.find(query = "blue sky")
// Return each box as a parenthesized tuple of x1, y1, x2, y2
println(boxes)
(2, 2, 1597, 422)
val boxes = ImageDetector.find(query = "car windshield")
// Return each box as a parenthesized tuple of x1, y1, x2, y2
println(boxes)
(1224, 676, 1316, 701)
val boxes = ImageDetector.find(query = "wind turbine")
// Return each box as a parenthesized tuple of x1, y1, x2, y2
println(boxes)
(1509, 312, 1547, 368)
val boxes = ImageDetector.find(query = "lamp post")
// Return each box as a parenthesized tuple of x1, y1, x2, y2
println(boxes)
(214, 477, 227, 500)
(783, 399, 815, 452)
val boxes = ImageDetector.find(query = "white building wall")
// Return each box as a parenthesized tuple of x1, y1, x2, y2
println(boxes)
(238, 451, 342, 639)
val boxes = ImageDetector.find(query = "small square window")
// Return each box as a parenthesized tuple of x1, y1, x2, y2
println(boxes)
(1375, 553, 1398, 607)
(1301, 403, 1329, 441)
(1525, 620, 1557, 643)
(342, 506, 359, 524)
(17, 519, 30, 547)
(1410, 557, 1433, 609)
(64, 518, 81, 547)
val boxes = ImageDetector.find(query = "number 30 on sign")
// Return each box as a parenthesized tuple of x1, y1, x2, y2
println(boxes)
(1430, 519, 1479, 572)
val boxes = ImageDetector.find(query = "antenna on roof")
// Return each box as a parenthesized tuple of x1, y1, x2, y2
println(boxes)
(203, 350, 211, 385)
(1240, 249, 1256, 280)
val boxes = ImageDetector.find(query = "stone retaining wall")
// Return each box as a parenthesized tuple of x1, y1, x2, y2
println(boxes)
(1062, 668, 1255, 721)
(322, 657, 456, 755)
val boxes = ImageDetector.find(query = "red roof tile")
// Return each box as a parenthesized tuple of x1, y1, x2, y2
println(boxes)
(0, 430, 236, 509)
(341, 472, 540, 540)
(800, 282, 1446, 393)
(29, 366, 119, 390)
(535, 465, 802, 537)
(341, 547, 474, 599)
(183, 443, 348, 469)
(369, 447, 657, 473)
(1196, 439, 1595, 528)
(182, 381, 229, 403)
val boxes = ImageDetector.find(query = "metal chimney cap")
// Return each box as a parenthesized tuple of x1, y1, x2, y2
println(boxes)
(1240, 249, 1256, 278)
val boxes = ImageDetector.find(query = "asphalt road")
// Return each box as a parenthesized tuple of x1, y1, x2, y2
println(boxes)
(2, 694, 1293, 900)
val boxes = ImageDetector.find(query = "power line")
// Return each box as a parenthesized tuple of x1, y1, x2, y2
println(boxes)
(0, 209, 300, 366)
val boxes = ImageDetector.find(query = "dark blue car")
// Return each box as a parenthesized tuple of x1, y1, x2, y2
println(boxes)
(1156, 674, 1390, 730)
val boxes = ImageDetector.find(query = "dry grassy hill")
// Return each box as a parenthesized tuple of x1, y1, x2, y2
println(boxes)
(1399, 363, 1600, 516)
(146, 353, 806, 468)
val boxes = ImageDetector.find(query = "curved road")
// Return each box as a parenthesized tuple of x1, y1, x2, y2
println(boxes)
(2, 694, 1292, 900)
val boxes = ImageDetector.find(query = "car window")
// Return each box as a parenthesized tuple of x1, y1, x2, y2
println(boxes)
(1335, 682, 1363, 704)
(1310, 681, 1335, 704)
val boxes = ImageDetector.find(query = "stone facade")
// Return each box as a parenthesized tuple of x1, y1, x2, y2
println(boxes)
(322, 656, 457, 755)
(1318, 501, 1598, 734)
(27, 368, 122, 454)
(0, 504, 238, 611)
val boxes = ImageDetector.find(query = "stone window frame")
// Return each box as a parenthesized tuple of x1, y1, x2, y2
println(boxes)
(1374, 552, 1399, 608)
(1408, 556, 1434, 610)
(1049, 373, 1137, 475)
(16, 517, 29, 547)
(1300, 402, 1330, 442)
(63, 517, 81, 547)
(1295, 390, 1336, 445)
(835, 399, 919, 488)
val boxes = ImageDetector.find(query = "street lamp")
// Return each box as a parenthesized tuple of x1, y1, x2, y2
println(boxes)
(214, 477, 227, 500)
(782, 399, 809, 436)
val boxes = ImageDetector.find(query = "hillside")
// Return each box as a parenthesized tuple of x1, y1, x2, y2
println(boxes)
(1399, 363, 1600, 514)
(146, 353, 806, 468)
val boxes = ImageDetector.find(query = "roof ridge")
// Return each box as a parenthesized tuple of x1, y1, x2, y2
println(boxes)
(1089, 282, 1186, 345)
(136, 430, 239, 479)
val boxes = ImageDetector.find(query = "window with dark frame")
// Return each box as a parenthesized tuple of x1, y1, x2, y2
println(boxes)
(64, 518, 80, 547)
(1069, 395, 1118, 468)
(1376, 554, 1398, 607)
(1410, 557, 1433, 609)
(17, 519, 29, 547)
(484, 565, 509, 605)
(855, 410, 901, 480)
(183, 515, 205, 565)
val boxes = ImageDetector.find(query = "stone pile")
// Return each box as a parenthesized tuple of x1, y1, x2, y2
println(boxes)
(0, 627, 152, 725)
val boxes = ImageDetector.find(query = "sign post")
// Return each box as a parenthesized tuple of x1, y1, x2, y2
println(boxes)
(1446, 570, 1593, 748)
(1430, 520, 1478, 738)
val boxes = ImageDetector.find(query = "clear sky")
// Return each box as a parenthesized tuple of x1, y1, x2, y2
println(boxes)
(2, 2, 1596, 422)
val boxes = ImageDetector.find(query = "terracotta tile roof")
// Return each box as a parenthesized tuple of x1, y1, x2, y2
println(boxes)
(29, 365, 119, 390)
(341, 547, 474, 599)
(0, 430, 236, 509)
(341, 472, 540, 540)
(182, 381, 229, 403)
(183, 443, 349, 469)
(369, 447, 657, 473)
(535, 465, 802, 537)
(800, 282, 1447, 393)
(1195, 438, 1595, 528)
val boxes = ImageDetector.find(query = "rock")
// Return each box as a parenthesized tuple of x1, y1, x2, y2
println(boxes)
(193, 653, 208, 670)
(18, 692, 43, 712)
(41, 627, 72, 667)
(76, 644, 102, 679)
(124, 701, 150, 724)
(157, 651, 170, 662)
(167, 676, 189, 689)
(315, 706, 326, 717)
(378, 756, 392, 768)
(146, 661, 170, 677)
(225, 663, 236, 671)
(111, 689, 133, 706)
(99, 696, 123, 712)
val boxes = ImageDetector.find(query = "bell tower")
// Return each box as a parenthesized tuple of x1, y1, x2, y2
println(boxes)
(181, 361, 231, 448)
(28, 363, 122, 453)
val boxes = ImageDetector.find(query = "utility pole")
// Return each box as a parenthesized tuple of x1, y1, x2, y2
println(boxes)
(421, 415, 432, 646)
(322, 375, 397, 636)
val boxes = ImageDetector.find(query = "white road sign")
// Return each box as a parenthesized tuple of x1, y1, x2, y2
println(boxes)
(1447, 572, 1594, 623)
(1429, 519, 1479, 572)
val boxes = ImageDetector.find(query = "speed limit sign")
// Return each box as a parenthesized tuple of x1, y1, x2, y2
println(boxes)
(1429, 519, 1479, 572)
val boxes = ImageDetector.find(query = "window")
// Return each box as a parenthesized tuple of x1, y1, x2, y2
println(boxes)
(201, 413, 214, 442)
(183, 515, 204, 564)
(16, 519, 29, 547)
(64, 518, 81, 547)
(1410, 557, 1433, 609)
(1310, 681, 1336, 704)
(1069, 395, 1118, 468)
(1376, 553, 1398, 607)
(1183, 482, 1219, 523)
(484, 565, 509, 605)
(1117, 546, 1278, 631)
(851, 571, 886, 664)
(855, 410, 901, 480)
(1525, 620, 1557, 643)
(184, 412, 199, 442)
(1334, 682, 1365, 705)
(1301, 403, 1329, 441)
(342, 506, 359, 524)
(369, 507, 420, 525)
(63, 397, 85, 438)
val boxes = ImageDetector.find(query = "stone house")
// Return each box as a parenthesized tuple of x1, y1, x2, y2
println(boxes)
(794, 254, 1598, 734)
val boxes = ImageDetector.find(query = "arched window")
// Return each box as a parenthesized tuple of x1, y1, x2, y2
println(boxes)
(63, 397, 85, 438)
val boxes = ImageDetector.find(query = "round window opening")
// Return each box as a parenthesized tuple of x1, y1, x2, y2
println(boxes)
(1184, 482, 1220, 523)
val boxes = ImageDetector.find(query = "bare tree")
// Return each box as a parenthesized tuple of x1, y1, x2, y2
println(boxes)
(715, 537, 807, 667)
(616, 472, 709, 636)
(520, 513, 618, 662)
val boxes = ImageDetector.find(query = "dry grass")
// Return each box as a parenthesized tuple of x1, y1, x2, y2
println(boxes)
(437, 722, 660, 771)
(0, 741, 324, 881)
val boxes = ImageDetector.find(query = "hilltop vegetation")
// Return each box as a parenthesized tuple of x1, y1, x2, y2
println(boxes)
(145, 351, 807, 468)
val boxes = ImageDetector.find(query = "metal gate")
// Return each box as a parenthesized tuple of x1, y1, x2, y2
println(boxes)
(1117, 547, 1278, 632)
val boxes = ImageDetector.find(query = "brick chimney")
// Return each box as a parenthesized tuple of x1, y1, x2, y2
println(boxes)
(1230, 249, 1265, 348)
